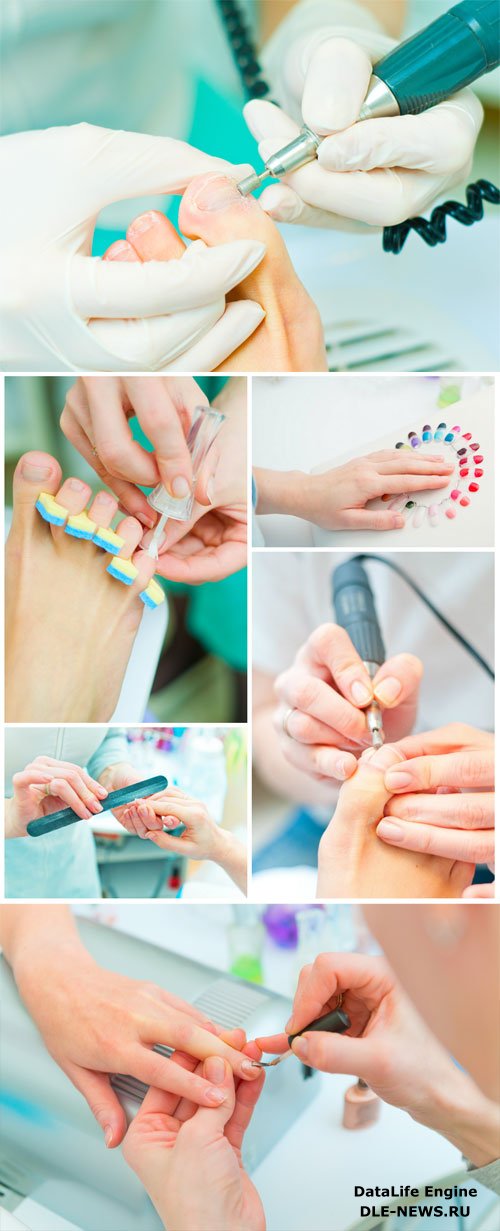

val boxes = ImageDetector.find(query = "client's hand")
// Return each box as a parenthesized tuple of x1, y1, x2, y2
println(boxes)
(378, 725, 495, 879)
(121, 786, 247, 893)
(254, 450, 454, 532)
(103, 180, 327, 372)
(123, 1052, 266, 1231)
(5, 757, 108, 838)
(317, 744, 474, 898)
(256, 952, 498, 1168)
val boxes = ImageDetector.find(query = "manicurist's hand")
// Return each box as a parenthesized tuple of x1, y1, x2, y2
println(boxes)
(141, 377, 247, 583)
(0, 125, 264, 371)
(2, 908, 260, 1148)
(123, 1050, 266, 1231)
(378, 724, 494, 871)
(5, 757, 108, 838)
(256, 951, 499, 1167)
(60, 376, 210, 527)
(254, 451, 454, 531)
(245, 24, 483, 228)
(274, 623, 422, 784)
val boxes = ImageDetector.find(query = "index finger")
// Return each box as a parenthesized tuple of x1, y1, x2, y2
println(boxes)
(300, 623, 373, 709)
(125, 377, 207, 495)
(385, 749, 494, 793)
(390, 725, 492, 759)
(287, 952, 391, 1036)
(143, 1012, 260, 1081)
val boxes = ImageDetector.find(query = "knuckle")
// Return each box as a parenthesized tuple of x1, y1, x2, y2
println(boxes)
(290, 710, 313, 742)
(309, 623, 337, 658)
(292, 676, 319, 713)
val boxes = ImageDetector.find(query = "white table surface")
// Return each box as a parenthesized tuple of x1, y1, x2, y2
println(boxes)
(74, 906, 465, 1231)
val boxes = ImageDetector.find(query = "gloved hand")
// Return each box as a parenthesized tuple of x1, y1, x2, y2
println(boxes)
(246, 12, 483, 228)
(0, 124, 266, 370)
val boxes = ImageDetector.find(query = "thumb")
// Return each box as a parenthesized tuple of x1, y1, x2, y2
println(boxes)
(184, 1058, 235, 1143)
(302, 38, 373, 134)
(67, 1065, 127, 1148)
(292, 1028, 377, 1077)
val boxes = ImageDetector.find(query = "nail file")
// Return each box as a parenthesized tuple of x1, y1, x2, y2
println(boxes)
(27, 775, 168, 837)
(252, 1007, 351, 1067)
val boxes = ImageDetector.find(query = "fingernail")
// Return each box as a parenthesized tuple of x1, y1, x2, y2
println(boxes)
(128, 211, 161, 237)
(67, 478, 87, 492)
(385, 770, 413, 791)
(169, 475, 191, 498)
(207, 1087, 226, 1105)
(191, 175, 242, 212)
(374, 677, 402, 705)
(377, 820, 404, 842)
(292, 1037, 308, 1060)
(351, 681, 372, 705)
(241, 1059, 259, 1076)
(96, 785, 108, 798)
(142, 530, 166, 552)
(104, 1126, 113, 1147)
(333, 756, 354, 781)
(21, 460, 53, 482)
(392, 515, 405, 529)
(206, 1056, 226, 1084)
(137, 512, 156, 529)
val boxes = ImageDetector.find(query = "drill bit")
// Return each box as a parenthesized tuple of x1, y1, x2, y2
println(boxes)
(237, 169, 268, 196)
(366, 701, 385, 748)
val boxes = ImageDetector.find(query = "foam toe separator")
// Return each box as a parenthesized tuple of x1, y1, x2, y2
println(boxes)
(140, 577, 165, 609)
(92, 526, 126, 553)
(35, 492, 68, 526)
(107, 556, 139, 585)
(65, 511, 97, 540)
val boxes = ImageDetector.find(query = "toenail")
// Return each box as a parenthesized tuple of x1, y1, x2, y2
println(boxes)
(128, 211, 162, 236)
(170, 475, 191, 498)
(22, 461, 53, 481)
(190, 176, 243, 212)
(67, 479, 87, 492)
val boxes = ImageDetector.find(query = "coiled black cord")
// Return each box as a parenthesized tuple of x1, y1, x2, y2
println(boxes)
(216, 0, 499, 252)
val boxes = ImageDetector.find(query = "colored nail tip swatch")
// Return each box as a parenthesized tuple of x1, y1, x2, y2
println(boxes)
(474, 469, 484, 478)
(437, 422, 446, 429)
(463, 433, 472, 440)
(35, 492, 68, 525)
(444, 433, 454, 442)
(106, 557, 139, 585)
(450, 490, 460, 500)
(422, 432, 432, 441)
(460, 497, 470, 507)
(469, 483, 479, 492)
(413, 506, 426, 528)
(434, 430, 445, 439)
(457, 448, 467, 455)
(92, 527, 126, 553)
(445, 507, 456, 519)
(65, 512, 97, 541)
(395, 442, 404, 448)
(410, 437, 420, 447)
(473, 455, 483, 463)
(405, 501, 416, 509)
(428, 505, 440, 525)
(470, 443, 480, 451)
(422, 424, 431, 431)
(408, 431, 416, 438)
(451, 426, 461, 432)
(139, 578, 165, 609)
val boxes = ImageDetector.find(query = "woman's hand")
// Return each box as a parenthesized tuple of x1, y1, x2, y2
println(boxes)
(9, 919, 260, 1148)
(122, 786, 248, 893)
(123, 1050, 265, 1231)
(97, 761, 165, 833)
(274, 622, 422, 784)
(256, 950, 498, 1168)
(317, 743, 474, 899)
(254, 450, 453, 532)
(141, 377, 247, 583)
(61, 376, 210, 527)
(5, 757, 108, 838)
(378, 725, 494, 871)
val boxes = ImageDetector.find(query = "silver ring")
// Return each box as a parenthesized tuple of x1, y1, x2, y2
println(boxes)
(282, 708, 296, 738)
(44, 783, 51, 796)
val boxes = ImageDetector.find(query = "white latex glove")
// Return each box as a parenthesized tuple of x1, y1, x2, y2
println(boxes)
(0, 124, 266, 371)
(246, 5, 483, 228)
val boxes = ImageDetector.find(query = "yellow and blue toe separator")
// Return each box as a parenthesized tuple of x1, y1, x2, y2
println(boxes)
(35, 492, 68, 526)
(65, 511, 97, 541)
(140, 577, 165, 610)
(92, 526, 126, 553)
(106, 556, 139, 586)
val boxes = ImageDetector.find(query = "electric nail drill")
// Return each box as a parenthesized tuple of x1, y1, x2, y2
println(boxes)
(237, 0, 500, 195)
(146, 406, 225, 560)
(332, 560, 385, 749)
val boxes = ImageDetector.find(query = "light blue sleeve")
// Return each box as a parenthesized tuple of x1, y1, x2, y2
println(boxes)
(87, 730, 130, 780)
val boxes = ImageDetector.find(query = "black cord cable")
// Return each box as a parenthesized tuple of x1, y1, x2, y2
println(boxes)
(216, 0, 499, 252)
(350, 553, 494, 680)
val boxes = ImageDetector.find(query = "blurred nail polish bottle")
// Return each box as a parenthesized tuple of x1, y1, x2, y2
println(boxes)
(342, 1079, 380, 1129)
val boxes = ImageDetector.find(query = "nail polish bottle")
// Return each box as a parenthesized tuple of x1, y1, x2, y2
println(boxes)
(342, 1078, 380, 1129)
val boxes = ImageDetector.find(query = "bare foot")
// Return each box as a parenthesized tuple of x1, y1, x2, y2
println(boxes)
(104, 182, 327, 372)
(5, 452, 158, 722)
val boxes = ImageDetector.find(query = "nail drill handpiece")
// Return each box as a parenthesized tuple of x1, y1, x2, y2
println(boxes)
(332, 560, 386, 749)
(238, 2, 500, 194)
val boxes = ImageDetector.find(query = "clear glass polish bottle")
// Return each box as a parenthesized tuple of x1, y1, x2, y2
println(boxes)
(146, 405, 225, 557)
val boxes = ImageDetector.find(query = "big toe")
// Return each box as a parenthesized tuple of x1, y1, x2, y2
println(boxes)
(11, 452, 63, 538)
(179, 174, 271, 248)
